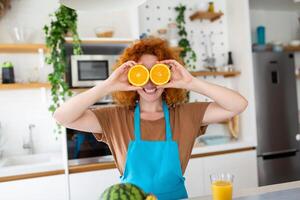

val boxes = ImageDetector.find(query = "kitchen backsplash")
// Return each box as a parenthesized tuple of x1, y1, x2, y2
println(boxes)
(0, 89, 62, 157)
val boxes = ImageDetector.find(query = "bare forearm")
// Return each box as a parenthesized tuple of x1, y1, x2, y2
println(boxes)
(53, 81, 111, 125)
(188, 77, 248, 114)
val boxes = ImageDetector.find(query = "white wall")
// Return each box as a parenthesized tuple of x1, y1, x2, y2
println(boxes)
(0, 0, 138, 157)
(250, 9, 299, 44)
(0, 0, 138, 43)
(250, 6, 300, 112)
(226, 0, 257, 144)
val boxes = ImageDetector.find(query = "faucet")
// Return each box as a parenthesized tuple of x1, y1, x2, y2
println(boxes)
(23, 124, 35, 154)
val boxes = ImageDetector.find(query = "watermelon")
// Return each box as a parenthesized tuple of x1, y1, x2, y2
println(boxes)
(100, 183, 157, 200)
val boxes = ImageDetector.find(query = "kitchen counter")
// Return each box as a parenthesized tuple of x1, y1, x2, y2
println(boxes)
(68, 155, 115, 174)
(190, 181, 300, 200)
(191, 140, 256, 155)
(0, 140, 256, 181)
(67, 140, 256, 166)
(0, 152, 64, 182)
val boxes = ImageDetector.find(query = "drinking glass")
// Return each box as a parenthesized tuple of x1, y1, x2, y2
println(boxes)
(210, 172, 234, 200)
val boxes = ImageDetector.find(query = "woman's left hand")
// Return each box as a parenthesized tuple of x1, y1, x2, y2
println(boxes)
(157, 59, 195, 90)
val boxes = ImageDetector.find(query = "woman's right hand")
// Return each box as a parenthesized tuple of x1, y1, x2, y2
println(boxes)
(104, 61, 141, 92)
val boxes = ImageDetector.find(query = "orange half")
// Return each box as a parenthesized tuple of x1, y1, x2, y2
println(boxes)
(150, 64, 171, 86)
(127, 64, 149, 86)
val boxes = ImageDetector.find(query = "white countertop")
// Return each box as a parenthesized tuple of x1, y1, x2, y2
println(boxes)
(192, 140, 256, 155)
(190, 181, 300, 200)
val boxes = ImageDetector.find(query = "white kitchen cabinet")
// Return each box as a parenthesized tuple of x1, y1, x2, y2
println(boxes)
(202, 150, 258, 195)
(184, 149, 258, 198)
(184, 157, 205, 198)
(67, 150, 257, 199)
(0, 174, 67, 200)
(69, 168, 120, 200)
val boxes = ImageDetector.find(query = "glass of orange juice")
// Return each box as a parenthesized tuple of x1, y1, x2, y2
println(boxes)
(210, 172, 234, 200)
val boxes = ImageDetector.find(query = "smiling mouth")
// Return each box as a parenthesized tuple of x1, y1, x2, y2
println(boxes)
(143, 88, 157, 94)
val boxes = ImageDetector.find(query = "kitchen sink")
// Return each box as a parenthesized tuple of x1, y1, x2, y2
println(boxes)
(0, 153, 52, 167)
(0, 152, 63, 177)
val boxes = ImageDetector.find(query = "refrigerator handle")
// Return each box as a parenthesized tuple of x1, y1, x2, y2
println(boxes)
(262, 149, 298, 160)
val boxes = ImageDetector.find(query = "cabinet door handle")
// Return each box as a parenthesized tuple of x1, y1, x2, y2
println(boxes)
(262, 149, 298, 160)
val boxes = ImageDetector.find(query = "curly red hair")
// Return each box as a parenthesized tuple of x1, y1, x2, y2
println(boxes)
(112, 37, 187, 107)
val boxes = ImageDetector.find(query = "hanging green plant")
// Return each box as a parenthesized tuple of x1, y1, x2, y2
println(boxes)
(44, 5, 82, 136)
(175, 4, 197, 70)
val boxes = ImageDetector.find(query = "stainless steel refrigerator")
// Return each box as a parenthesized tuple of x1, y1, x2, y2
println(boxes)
(253, 52, 300, 186)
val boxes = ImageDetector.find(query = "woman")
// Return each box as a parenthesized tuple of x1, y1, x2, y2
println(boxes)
(53, 38, 248, 199)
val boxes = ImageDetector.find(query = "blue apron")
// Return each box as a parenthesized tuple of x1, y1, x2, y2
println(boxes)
(120, 100, 188, 200)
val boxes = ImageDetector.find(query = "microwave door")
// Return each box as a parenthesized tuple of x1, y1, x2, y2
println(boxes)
(71, 55, 116, 87)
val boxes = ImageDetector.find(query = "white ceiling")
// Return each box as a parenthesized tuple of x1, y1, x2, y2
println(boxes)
(249, 0, 300, 11)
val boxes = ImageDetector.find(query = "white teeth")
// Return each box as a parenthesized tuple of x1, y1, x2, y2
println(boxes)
(144, 88, 156, 94)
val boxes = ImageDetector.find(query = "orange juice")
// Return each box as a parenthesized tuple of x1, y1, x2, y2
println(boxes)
(211, 180, 232, 200)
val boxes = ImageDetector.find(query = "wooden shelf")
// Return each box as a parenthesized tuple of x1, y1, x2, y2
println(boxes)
(190, 11, 224, 22)
(65, 37, 183, 52)
(252, 44, 300, 52)
(190, 70, 241, 77)
(0, 44, 47, 53)
(0, 82, 51, 90)
(0, 41, 182, 54)
(284, 45, 300, 52)
(65, 37, 135, 44)
(0, 71, 239, 90)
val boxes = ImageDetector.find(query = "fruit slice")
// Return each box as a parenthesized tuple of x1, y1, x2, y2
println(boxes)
(128, 64, 150, 86)
(150, 63, 171, 86)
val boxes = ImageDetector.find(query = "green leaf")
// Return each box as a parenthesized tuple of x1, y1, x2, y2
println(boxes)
(48, 104, 56, 112)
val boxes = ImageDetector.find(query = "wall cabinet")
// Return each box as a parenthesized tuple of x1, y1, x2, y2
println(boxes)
(69, 168, 120, 200)
(0, 174, 67, 200)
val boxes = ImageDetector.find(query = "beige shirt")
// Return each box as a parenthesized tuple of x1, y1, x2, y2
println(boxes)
(89, 102, 211, 175)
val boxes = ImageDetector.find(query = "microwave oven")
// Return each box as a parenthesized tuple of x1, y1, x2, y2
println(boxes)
(70, 54, 118, 88)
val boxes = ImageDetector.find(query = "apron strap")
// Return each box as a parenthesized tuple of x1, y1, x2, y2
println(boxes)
(162, 101, 172, 141)
(133, 100, 173, 141)
(134, 103, 141, 141)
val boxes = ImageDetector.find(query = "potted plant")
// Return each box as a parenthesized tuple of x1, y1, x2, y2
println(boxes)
(1, 61, 15, 83)
(175, 4, 197, 71)
(44, 5, 82, 136)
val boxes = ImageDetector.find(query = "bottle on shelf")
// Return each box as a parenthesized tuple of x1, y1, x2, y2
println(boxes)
(208, 2, 215, 12)
(167, 23, 179, 47)
(1, 61, 15, 84)
(224, 51, 234, 72)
